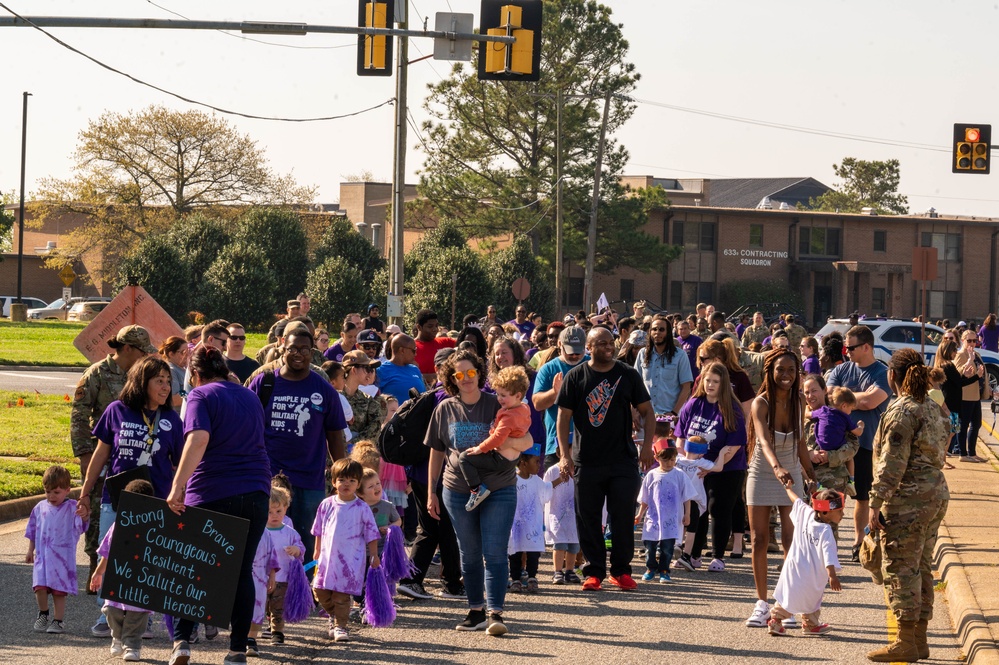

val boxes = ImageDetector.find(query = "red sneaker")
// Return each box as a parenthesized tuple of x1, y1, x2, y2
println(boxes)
(609, 574, 638, 590)
(581, 576, 602, 591)
(801, 623, 833, 636)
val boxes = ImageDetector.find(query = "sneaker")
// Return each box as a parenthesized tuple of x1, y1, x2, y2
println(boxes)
(508, 580, 523, 593)
(659, 572, 672, 583)
(397, 582, 432, 599)
(674, 554, 695, 572)
(801, 623, 833, 636)
(486, 612, 508, 636)
(674, 544, 683, 560)
(245, 637, 259, 657)
(33, 614, 49, 632)
(455, 609, 487, 631)
(91, 618, 112, 638)
(745, 600, 771, 628)
(708, 558, 725, 572)
(270, 631, 284, 645)
(205, 623, 219, 640)
(438, 584, 466, 599)
(581, 576, 602, 591)
(348, 606, 364, 623)
(609, 574, 637, 590)
(332, 627, 350, 643)
(520, 569, 529, 583)
(46, 620, 65, 634)
(564, 570, 581, 584)
(845, 481, 857, 497)
(526, 578, 539, 593)
(260, 624, 270, 640)
(767, 618, 787, 636)
(188, 626, 199, 644)
(123, 647, 142, 662)
(642, 571, 656, 581)
(851, 544, 861, 563)
(782, 616, 799, 629)
(143, 615, 155, 639)
(552, 570, 565, 585)
(223, 654, 248, 665)
(168, 640, 191, 665)
(110, 639, 125, 656)
(690, 557, 702, 569)
(465, 486, 491, 511)
(431, 552, 442, 565)
(327, 620, 337, 639)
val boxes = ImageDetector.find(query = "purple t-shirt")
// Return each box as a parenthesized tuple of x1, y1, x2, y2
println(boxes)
(802, 356, 821, 375)
(979, 325, 999, 353)
(248, 370, 347, 491)
(311, 496, 380, 596)
(675, 396, 748, 472)
(679, 334, 702, 377)
(183, 381, 272, 505)
(26, 499, 87, 594)
(323, 343, 351, 362)
(508, 319, 535, 337)
(92, 401, 184, 503)
(811, 405, 855, 452)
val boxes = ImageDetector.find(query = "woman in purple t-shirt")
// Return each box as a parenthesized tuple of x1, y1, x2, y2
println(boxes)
(166, 347, 271, 665)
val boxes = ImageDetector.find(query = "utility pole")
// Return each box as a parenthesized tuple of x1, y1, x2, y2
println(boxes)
(389, 2, 408, 328)
(15, 92, 31, 313)
(554, 88, 563, 318)
(583, 89, 611, 314)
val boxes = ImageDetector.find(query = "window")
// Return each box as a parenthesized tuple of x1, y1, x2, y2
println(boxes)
(672, 220, 716, 251)
(871, 287, 885, 312)
(799, 227, 841, 257)
(669, 281, 714, 312)
(919, 289, 960, 320)
(749, 224, 763, 248)
(620, 279, 634, 303)
(565, 277, 584, 308)
(921, 232, 960, 261)
(873, 230, 887, 252)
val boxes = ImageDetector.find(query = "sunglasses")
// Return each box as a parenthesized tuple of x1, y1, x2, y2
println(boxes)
(228, 335, 246, 341)
(354, 365, 375, 373)
(454, 368, 478, 381)
(845, 343, 864, 352)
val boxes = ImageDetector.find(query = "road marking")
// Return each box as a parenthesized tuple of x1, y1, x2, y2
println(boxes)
(0, 372, 62, 380)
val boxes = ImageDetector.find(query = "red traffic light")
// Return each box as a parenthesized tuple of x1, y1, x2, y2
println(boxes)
(966, 127, 981, 142)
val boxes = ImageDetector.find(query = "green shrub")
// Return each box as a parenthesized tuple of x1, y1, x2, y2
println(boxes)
(199, 242, 279, 328)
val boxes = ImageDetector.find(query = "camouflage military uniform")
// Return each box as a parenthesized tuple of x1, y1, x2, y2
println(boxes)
(784, 322, 807, 358)
(870, 395, 950, 623)
(739, 349, 766, 392)
(342, 388, 383, 441)
(245, 359, 330, 385)
(256, 342, 277, 365)
(741, 323, 769, 348)
(71, 355, 128, 567)
(804, 419, 859, 494)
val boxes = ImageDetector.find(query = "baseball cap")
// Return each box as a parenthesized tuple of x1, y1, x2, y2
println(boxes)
(562, 314, 575, 325)
(357, 329, 381, 345)
(958, 320, 967, 327)
(628, 329, 647, 347)
(367, 303, 379, 312)
(559, 326, 586, 355)
(385, 324, 402, 335)
(283, 321, 311, 339)
(109, 325, 156, 354)
(434, 347, 455, 367)
(342, 349, 381, 369)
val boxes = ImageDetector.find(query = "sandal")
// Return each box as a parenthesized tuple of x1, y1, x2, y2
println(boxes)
(707, 558, 725, 572)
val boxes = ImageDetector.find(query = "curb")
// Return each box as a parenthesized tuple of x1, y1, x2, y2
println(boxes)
(0, 365, 85, 372)
(0, 488, 83, 523)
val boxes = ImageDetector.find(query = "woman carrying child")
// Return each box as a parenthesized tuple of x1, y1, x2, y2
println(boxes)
(803, 374, 859, 502)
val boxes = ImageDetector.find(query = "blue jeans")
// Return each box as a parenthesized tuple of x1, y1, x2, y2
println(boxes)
(644, 538, 675, 574)
(442, 485, 517, 613)
(288, 487, 325, 567)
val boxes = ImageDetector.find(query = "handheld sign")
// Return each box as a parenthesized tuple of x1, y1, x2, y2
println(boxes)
(101, 492, 250, 628)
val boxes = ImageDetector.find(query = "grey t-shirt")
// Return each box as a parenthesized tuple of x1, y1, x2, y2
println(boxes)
(425, 392, 509, 494)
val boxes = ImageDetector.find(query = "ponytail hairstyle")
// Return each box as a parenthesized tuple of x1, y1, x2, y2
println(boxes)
(747, 348, 802, 460)
(189, 346, 229, 383)
(644, 314, 678, 366)
(691, 362, 739, 433)
(888, 347, 930, 402)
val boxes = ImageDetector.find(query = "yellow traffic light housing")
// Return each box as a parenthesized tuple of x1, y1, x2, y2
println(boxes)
(357, 0, 394, 77)
(953, 123, 991, 174)
(478, 1, 542, 82)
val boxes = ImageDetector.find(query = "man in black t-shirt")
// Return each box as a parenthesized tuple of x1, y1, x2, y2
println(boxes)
(362, 303, 386, 339)
(556, 327, 655, 591)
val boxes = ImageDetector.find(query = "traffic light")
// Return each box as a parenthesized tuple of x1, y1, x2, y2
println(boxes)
(953, 123, 991, 174)
(357, 0, 394, 77)
(477, 0, 542, 82)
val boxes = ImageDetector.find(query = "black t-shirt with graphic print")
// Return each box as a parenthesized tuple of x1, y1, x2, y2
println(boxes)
(557, 360, 651, 468)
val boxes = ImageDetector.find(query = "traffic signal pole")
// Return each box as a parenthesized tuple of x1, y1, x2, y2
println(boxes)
(390, 3, 408, 328)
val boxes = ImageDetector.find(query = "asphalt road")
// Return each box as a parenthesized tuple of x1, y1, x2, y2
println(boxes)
(0, 368, 84, 395)
(1, 510, 963, 665)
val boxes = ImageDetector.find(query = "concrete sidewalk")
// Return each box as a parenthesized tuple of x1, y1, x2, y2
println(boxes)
(936, 421, 999, 665)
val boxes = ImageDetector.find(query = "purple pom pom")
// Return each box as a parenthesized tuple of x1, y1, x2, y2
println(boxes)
(283, 558, 315, 624)
(363, 566, 396, 627)
(382, 525, 417, 582)
(163, 614, 174, 640)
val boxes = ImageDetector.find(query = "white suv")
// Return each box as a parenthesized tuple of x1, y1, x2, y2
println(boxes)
(816, 318, 999, 391)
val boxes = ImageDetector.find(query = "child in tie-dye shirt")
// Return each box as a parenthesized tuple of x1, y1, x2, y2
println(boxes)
(26, 465, 87, 635)
(264, 486, 304, 646)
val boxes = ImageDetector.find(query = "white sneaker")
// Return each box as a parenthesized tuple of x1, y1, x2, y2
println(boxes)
(745, 600, 771, 627)
(123, 647, 142, 662)
(110, 639, 125, 657)
(782, 615, 799, 629)
(333, 626, 350, 642)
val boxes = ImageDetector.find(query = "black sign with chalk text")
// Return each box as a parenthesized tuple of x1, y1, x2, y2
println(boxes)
(101, 492, 249, 628)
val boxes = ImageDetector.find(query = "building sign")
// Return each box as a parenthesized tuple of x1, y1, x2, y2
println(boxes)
(722, 249, 789, 267)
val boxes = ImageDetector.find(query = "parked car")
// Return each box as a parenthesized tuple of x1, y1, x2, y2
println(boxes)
(27, 296, 111, 320)
(66, 301, 110, 322)
(1, 296, 49, 318)
(815, 317, 999, 392)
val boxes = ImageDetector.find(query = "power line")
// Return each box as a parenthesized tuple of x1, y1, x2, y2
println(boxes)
(0, 2, 395, 122)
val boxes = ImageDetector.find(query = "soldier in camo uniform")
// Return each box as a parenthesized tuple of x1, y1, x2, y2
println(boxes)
(740, 311, 769, 348)
(782, 314, 807, 359)
(70, 325, 155, 599)
(866, 348, 949, 663)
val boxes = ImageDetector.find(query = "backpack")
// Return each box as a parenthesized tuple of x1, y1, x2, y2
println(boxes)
(377, 388, 437, 466)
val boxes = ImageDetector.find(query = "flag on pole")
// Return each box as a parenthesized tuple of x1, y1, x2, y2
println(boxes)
(596, 292, 610, 314)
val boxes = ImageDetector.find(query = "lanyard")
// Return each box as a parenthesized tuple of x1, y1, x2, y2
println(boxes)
(139, 409, 161, 460)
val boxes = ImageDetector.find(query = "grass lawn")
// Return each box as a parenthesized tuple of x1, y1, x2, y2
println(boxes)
(0, 390, 77, 501)
(0, 320, 270, 366)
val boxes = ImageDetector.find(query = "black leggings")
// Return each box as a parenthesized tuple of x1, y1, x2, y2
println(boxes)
(692, 470, 746, 560)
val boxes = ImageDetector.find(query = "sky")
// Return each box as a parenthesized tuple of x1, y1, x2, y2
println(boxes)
(2, 0, 999, 217)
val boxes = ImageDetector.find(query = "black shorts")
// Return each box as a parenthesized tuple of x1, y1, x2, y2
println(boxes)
(853, 446, 873, 502)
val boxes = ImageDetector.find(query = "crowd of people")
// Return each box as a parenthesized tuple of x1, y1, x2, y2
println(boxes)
(27, 297, 974, 663)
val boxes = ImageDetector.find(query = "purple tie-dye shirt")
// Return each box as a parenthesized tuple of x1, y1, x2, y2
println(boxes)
(97, 524, 150, 613)
(311, 496, 379, 596)
(251, 532, 280, 625)
(265, 523, 305, 584)
(25, 499, 87, 594)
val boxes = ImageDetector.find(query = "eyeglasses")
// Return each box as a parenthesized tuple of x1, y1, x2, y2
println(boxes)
(454, 369, 478, 381)
(285, 345, 312, 356)
(318, 337, 330, 343)
(228, 335, 246, 341)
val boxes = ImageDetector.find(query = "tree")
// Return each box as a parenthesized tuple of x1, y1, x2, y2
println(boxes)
(235, 208, 309, 313)
(306, 256, 372, 330)
(198, 242, 279, 329)
(115, 235, 193, 323)
(35, 105, 316, 284)
(312, 217, 387, 284)
(809, 158, 908, 215)
(0, 191, 14, 256)
(486, 235, 555, 319)
(166, 213, 233, 310)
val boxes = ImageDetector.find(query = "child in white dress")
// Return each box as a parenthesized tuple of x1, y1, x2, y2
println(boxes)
(768, 487, 843, 636)
(544, 453, 579, 585)
(508, 444, 567, 593)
